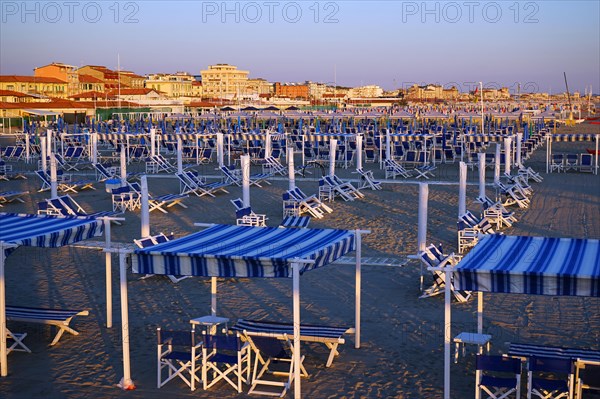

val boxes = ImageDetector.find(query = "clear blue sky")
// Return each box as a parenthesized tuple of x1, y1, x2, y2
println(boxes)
(1, 1, 598, 93)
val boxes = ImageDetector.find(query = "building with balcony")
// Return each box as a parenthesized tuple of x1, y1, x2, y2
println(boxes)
(200, 64, 249, 99)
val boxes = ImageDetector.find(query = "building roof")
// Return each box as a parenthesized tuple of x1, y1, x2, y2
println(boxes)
(0, 90, 37, 97)
(107, 88, 160, 96)
(0, 98, 140, 110)
(0, 75, 67, 84)
(78, 74, 104, 84)
(69, 91, 109, 99)
(34, 62, 77, 70)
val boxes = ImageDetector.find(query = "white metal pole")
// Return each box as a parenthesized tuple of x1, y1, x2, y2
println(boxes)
(385, 129, 391, 162)
(546, 135, 550, 174)
(140, 176, 150, 238)
(287, 146, 296, 190)
(0, 242, 7, 377)
(217, 132, 224, 167)
(50, 154, 58, 199)
(417, 183, 429, 292)
(25, 133, 30, 163)
(241, 155, 250, 208)
(595, 135, 599, 175)
(494, 143, 501, 184)
(46, 129, 52, 159)
(477, 291, 483, 334)
(91, 133, 98, 164)
(41, 137, 47, 172)
(515, 133, 523, 168)
(329, 139, 337, 177)
(211, 277, 217, 317)
(478, 152, 486, 200)
(265, 131, 271, 159)
(444, 267, 452, 399)
(104, 219, 112, 328)
(458, 162, 467, 217)
(177, 137, 183, 174)
(118, 251, 134, 390)
(356, 135, 363, 170)
(480, 81, 484, 135)
(292, 262, 301, 399)
(355, 231, 362, 349)
(504, 137, 512, 175)
(150, 128, 156, 157)
(120, 145, 127, 186)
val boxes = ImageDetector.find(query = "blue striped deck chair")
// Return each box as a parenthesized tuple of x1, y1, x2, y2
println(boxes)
(320, 176, 360, 202)
(231, 319, 353, 368)
(182, 171, 230, 197)
(475, 355, 521, 399)
(384, 158, 412, 179)
(495, 181, 530, 209)
(414, 244, 471, 303)
(479, 197, 517, 229)
(35, 170, 95, 193)
(518, 165, 543, 182)
(244, 333, 307, 397)
(550, 154, 564, 173)
(5, 305, 89, 346)
(62, 147, 89, 171)
(135, 233, 189, 283)
(279, 216, 310, 228)
(0, 190, 28, 207)
(355, 168, 382, 190)
(527, 356, 574, 399)
(458, 211, 496, 253)
(262, 156, 286, 176)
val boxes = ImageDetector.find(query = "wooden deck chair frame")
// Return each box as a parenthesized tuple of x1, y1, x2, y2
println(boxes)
(244, 333, 308, 397)
(156, 327, 202, 391)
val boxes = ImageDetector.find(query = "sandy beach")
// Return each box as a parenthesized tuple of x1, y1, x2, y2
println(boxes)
(0, 122, 599, 398)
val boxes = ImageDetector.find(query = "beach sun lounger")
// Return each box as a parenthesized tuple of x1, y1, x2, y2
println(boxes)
(5, 305, 89, 346)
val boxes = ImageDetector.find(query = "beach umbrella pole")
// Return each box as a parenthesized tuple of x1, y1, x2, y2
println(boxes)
(515, 133, 523, 168)
(417, 183, 429, 291)
(0, 242, 7, 377)
(287, 147, 295, 190)
(104, 219, 112, 328)
(292, 262, 301, 399)
(478, 153, 486, 200)
(329, 139, 337, 177)
(242, 155, 250, 208)
(118, 250, 134, 390)
(216, 133, 224, 167)
(211, 277, 217, 316)
(140, 176, 150, 238)
(504, 137, 512, 175)
(177, 137, 183, 174)
(120, 145, 127, 186)
(150, 128, 156, 157)
(356, 135, 363, 170)
(444, 266, 452, 399)
(494, 144, 501, 184)
(458, 162, 467, 217)
(41, 137, 47, 172)
(50, 154, 58, 199)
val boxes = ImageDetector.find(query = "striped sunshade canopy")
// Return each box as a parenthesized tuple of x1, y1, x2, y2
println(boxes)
(551, 134, 598, 142)
(0, 213, 104, 249)
(454, 235, 600, 297)
(132, 224, 356, 278)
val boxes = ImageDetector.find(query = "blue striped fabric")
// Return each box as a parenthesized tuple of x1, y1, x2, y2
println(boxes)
(0, 213, 104, 248)
(464, 134, 515, 143)
(230, 318, 350, 339)
(389, 134, 434, 142)
(508, 342, 600, 362)
(552, 134, 598, 142)
(455, 235, 600, 297)
(132, 224, 355, 278)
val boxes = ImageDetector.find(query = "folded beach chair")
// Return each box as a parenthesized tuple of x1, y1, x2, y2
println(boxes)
(457, 210, 496, 253)
(320, 175, 363, 202)
(134, 233, 190, 283)
(478, 196, 517, 229)
(415, 244, 471, 303)
(231, 198, 267, 226)
(5, 305, 89, 346)
(0, 190, 28, 207)
(518, 165, 543, 183)
(145, 154, 177, 174)
(262, 156, 287, 176)
(495, 181, 530, 209)
(384, 158, 412, 179)
(93, 162, 141, 182)
(355, 168, 382, 190)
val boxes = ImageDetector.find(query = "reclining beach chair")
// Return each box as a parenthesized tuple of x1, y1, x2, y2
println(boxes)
(355, 168, 382, 190)
(527, 356, 574, 399)
(0, 191, 28, 207)
(320, 176, 363, 202)
(36, 170, 95, 193)
(262, 156, 287, 176)
(475, 355, 522, 399)
(415, 244, 471, 303)
(478, 196, 517, 229)
(156, 327, 202, 391)
(202, 332, 251, 393)
(128, 182, 189, 214)
(220, 164, 272, 187)
(38, 194, 123, 224)
(518, 165, 543, 183)
(244, 333, 307, 397)
(146, 154, 178, 174)
(231, 198, 267, 226)
(179, 171, 230, 197)
(62, 147, 90, 171)
(384, 158, 412, 179)
(5, 305, 89, 346)
(134, 233, 190, 283)
(458, 210, 496, 253)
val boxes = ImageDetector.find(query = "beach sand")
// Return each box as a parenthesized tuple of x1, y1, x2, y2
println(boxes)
(0, 123, 598, 398)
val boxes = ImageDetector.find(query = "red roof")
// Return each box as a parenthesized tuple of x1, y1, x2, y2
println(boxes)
(108, 88, 159, 96)
(187, 100, 222, 108)
(0, 98, 140, 110)
(192, 81, 202, 86)
(0, 90, 36, 97)
(69, 91, 109, 99)
(0, 75, 67, 84)
(78, 74, 104, 84)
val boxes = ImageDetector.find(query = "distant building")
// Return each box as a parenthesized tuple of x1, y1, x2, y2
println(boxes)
(34, 62, 78, 96)
(78, 75, 105, 94)
(246, 78, 273, 97)
(274, 82, 309, 99)
(0, 75, 68, 98)
(77, 65, 121, 90)
(118, 71, 145, 89)
(200, 64, 249, 99)
(0, 89, 39, 103)
(146, 72, 196, 98)
(347, 85, 383, 98)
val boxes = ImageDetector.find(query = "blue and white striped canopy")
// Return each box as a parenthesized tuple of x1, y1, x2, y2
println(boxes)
(454, 235, 600, 297)
(132, 224, 356, 278)
(551, 134, 598, 142)
(0, 213, 104, 249)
